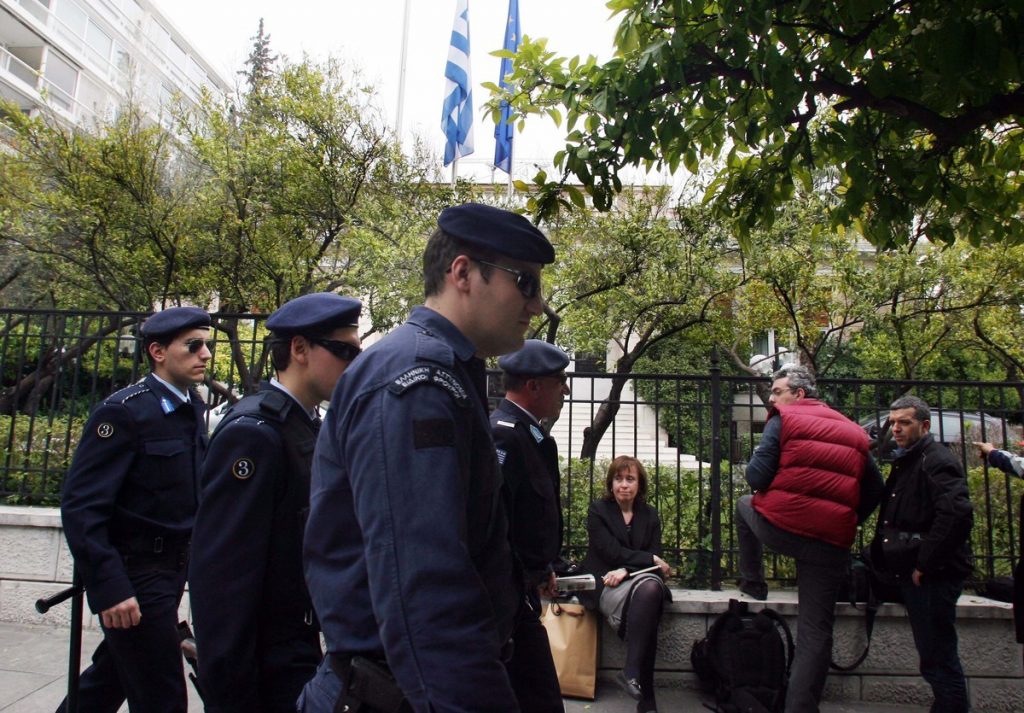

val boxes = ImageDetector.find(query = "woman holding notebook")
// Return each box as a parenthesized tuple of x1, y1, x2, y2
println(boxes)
(580, 455, 672, 713)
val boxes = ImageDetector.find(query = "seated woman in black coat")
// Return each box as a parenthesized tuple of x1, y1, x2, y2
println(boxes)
(580, 455, 672, 713)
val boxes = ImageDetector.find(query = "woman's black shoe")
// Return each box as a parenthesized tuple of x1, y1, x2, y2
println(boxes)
(616, 670, 643, 701)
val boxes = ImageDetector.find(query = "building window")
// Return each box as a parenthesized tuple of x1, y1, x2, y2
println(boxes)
(43, 49, 78, 111)
(54, 0, 88, 40)
(85, 23, 112, 68)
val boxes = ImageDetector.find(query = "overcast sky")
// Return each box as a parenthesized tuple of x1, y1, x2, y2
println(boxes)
(157, 0, 621, 182)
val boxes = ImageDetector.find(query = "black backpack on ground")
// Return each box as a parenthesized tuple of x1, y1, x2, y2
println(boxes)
(691, 598, 794, 713)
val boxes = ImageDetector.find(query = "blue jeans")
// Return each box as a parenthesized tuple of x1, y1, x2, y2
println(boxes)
(900, 577, 970, 713)
(736, 495, 848, 713)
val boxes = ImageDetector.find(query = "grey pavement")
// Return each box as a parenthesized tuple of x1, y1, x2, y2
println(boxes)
(0, 621, 926, 712)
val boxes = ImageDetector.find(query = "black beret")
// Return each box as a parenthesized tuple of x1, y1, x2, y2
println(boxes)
(140, 307, 210, 339)
(498, 339, 570, 376)
(265, 293, 362, 333)
(438, 203, 555, 264)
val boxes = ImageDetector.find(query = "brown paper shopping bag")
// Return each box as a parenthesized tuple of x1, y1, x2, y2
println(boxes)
(541, 600, 599, 699)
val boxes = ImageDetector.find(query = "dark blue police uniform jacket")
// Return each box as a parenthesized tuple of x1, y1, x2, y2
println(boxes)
(190, 384, 321, 713)
(62, 373, 207, 613)
(491, 398, 563, 589)
(304, 306, 521, 712)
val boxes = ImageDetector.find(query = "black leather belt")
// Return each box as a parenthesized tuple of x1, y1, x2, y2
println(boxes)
(115, 534, 191, 555)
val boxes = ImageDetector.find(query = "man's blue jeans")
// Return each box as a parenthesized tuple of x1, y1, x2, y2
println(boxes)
(900, 577, 970, 713)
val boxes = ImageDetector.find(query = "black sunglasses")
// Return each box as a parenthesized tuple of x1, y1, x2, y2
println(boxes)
(471, 258, 542, 299)
(310, 338, 362, 362)
(184, 338, 215, 354)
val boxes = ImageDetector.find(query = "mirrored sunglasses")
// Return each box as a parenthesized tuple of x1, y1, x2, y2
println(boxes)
(184, 338, 215, 354)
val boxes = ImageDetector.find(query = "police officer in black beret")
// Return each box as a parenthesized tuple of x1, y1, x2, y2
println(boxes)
(189, 293, 362, 713)
(59, 307, 213, 713)
(301, 203, 555, 713)
(492, 340, 571, 712)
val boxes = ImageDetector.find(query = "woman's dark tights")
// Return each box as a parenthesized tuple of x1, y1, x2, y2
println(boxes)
(623, 578, 664, 709)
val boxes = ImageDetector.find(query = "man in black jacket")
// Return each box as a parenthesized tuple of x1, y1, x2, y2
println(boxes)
(491, 339, 571, 713)
(190, 293, 361, 713)
(870, 395, 974, 713)
(59, 307, 212, 713)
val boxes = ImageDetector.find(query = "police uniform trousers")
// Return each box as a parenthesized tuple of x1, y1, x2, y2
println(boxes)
(505, 590, 564, 713)
(56, 560, 188, 713)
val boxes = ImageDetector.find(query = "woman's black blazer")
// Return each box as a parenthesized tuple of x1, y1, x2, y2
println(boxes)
(579, 498, 663, 604)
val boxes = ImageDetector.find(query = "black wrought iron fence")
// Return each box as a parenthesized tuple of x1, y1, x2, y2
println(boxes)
(3, 309, 1022, 590)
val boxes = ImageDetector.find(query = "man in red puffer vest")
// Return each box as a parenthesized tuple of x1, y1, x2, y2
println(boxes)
(736, 364, 884, 713)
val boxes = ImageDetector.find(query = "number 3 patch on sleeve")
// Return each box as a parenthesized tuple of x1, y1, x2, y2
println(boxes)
(232, 458, 255, 480)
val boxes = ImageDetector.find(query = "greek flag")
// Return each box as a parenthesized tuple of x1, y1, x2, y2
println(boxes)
(494, 0, 519, 174)
(441, 0, 474, 166)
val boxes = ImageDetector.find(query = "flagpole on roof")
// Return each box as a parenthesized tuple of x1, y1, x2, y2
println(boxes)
(442, 0, 474, 184)
(395, 0, 412, 138)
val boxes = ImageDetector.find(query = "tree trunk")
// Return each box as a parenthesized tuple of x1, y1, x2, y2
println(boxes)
(578, 364, 634, 461)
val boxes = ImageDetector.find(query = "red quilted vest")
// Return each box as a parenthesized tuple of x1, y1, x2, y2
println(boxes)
(752, 399, 869, 548)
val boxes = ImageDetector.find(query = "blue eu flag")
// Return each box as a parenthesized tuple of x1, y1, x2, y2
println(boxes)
(494, 0, 519, 174)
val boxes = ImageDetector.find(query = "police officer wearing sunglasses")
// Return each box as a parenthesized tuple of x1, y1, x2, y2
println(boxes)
(492, 340, 572, 713)
(301, 204, 554, 713)
(189, 293, 362, 713)
(59, 307, 213, 713)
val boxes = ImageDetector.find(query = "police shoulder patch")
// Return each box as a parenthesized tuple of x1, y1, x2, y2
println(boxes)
(119, 387, 150, 404)
(96, 422, 114, 439)
(232, 457, 255, 480)
(388, 365, 469, 406)
(496, 448, 508, 465)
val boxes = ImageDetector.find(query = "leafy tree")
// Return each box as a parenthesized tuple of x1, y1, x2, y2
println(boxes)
(848, 240, 1023, 383)
(542, 187, 745, 458)
(492, 0, 1024, 248)
(240, 18, 278, 98)
(728, 196, 878, 377)
(0, 102, 209, 310)
(182, 54, 454, 315)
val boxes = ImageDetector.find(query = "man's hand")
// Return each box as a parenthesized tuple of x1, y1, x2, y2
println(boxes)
(101, 597, 141, 629)
(911, 569, 924, 587)
(653, 555, 672, 577)
(973, 442, 995, 460)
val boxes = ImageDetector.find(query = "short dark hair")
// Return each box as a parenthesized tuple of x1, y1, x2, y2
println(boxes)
(603, 455, 648, 504)
(772, 363, 818, 399)
(502, 372, 529, 392)
(889, 395, 931, 422)
(422, 227, 494, 298)
(142, 334, 172, 368)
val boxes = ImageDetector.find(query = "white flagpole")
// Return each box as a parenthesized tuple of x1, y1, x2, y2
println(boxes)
(506, 139, 513, 199)
(395, 0, 412, 138)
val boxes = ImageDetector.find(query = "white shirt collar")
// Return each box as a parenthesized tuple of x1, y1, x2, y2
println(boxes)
(507, 398, 541, 426)
(151, 373, 190, 404)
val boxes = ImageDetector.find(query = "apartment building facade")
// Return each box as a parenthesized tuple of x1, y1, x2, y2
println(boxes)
(1, 0, 229, 128)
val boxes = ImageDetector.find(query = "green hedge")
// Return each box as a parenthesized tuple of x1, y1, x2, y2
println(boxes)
(0, 413, 84, 505)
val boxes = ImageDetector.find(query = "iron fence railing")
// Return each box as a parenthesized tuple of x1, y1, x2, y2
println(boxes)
(3, 309, 1022, 589)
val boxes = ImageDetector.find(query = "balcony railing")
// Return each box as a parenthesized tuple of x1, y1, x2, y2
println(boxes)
(0, 44, 97, 122)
